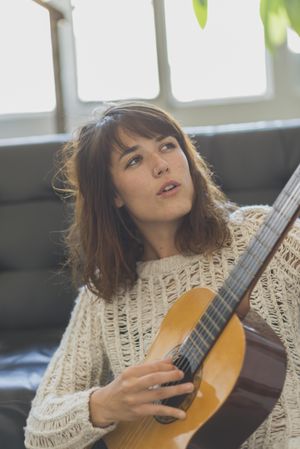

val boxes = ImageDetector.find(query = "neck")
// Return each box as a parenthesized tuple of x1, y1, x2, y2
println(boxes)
(140, 223, 181, 261)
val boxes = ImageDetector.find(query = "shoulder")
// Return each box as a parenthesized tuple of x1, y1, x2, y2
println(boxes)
(77, 284, 102, 303)
(229, 204, 300, 248)
(230, 204, 271, 226)
(70, 285, 104, 317)
(228, 205, 272, 239)
(230, 205, 300, 282)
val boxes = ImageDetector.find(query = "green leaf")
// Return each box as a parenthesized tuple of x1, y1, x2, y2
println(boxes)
(192, 0, 208, 29)
(284, 0, 300, 35)
(260, 0, 289, 51)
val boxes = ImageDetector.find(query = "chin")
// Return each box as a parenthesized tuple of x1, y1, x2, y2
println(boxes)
(165, 205, 192, 223)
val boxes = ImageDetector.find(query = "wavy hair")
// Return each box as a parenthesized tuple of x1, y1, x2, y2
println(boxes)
(57, 102, 234, 300)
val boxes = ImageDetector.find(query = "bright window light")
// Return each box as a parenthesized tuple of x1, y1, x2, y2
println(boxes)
(287, 29, 300, 54)
(72, 0, 159, 102)
(164, 0, 267, 103)
(0, 0, 55, 114)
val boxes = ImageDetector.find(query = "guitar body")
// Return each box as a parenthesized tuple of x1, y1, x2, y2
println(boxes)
(103, 287, 287, 449)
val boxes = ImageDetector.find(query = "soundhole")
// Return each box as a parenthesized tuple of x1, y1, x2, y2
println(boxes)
(154, 348, 201, 424)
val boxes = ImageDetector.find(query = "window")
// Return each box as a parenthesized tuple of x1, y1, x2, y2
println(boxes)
(164, 0, 268, 103)
(72, 0, 160, 102)
(0, 0, 55, 115)
(288, 29, 300, 54)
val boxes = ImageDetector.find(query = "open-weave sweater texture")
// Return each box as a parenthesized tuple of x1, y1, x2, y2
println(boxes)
(24, 206, 300, 449)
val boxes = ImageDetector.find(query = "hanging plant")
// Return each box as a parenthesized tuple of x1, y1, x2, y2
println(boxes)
(192, 0, 300, 52)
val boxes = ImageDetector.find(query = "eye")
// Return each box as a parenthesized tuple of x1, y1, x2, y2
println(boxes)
(160, 141, 176, 152)
(126, 154, 142, 168)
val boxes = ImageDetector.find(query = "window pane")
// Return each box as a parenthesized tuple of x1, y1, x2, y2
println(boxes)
(0, 0, 55, 114)
(72, 0, 159, 102)
(164, 0, 267, 102)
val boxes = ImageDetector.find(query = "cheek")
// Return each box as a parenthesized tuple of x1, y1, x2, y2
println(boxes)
(114, 175, 148, 210)
(177, 153, 192, 181)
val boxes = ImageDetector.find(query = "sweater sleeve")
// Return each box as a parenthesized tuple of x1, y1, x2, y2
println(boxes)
(24, 286, 116, 449)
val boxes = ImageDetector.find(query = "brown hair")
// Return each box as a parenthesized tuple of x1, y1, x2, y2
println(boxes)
(58, 102, 234, 300)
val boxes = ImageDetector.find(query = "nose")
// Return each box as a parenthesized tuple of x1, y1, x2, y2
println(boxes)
(152, 155, 169, 178)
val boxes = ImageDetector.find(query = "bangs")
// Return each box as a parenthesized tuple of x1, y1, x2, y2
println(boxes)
(101, 109, 184, 156)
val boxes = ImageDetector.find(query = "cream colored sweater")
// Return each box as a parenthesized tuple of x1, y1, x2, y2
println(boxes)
(24, 206, 300, 449)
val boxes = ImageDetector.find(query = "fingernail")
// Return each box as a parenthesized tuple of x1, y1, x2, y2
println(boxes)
(179, 411, 186, 419)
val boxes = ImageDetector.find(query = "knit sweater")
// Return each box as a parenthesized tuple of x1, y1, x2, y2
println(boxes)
(24, 206, 300, 449)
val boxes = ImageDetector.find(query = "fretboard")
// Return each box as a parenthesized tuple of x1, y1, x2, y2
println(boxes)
(180, 163, 300, 371)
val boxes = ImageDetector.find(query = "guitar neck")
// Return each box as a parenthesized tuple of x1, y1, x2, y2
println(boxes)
(180, 163, 300, 369)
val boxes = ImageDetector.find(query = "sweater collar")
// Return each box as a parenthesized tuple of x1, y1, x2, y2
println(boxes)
(136, 253, 199, 277)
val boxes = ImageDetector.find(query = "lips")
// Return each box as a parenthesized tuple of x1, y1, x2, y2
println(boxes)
(157, 180, 180, 195)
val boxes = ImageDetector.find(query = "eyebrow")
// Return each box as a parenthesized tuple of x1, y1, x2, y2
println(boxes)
(118, 135, 167, 161)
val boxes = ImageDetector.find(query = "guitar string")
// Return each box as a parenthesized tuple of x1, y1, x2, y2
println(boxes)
(118, 176, 300, 449)
(119, 181, 300, 449)
(118, 173, 300, 449)
(185, 172, 300, 356)
(117, 415, 149, 449)
(169, 178, 299, 378)
(179, 189, 298, 368)
(176, 174, 300, 372)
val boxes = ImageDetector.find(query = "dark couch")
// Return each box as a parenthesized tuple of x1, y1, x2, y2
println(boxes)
(0, 120, 299, 449)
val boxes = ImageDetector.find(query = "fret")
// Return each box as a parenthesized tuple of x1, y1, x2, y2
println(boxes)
(215, 291, 235, 311)
(276, 206, 295, 221)
(246, 244, 266, 265)
(280, 189, 299, 207)
(202, 303, 227, 326)
(184, 329, 210, 364)
(203, 302, 229, 332)
(192, 325, 215, 349)
(202, 307, 223, 332)
(196, 325, 216, 349)
(220, 270, 250, 305)
(179, 163, 300, 368)
(263, 219, 282, 238)
(252, 234, 270, 252)
(188, 332, 207, 353)
(181, 313, 224, 362)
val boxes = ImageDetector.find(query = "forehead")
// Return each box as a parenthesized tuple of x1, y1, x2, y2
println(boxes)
(109, 130, 164, 167)
(107, 110, 179, 147)
(120, 127, 167, 142)
(111, 127, 170, 154)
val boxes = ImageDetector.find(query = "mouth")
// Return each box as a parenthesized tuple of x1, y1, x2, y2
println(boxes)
(157, 181, 181, 196)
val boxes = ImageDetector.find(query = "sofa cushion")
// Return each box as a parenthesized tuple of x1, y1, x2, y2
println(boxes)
(0, 329, 63, 449)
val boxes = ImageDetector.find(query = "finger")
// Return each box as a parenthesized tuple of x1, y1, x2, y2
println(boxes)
(135, 382, 194, 404)
(135, 368, 185, 391)
(136, 403, 186, 420)
(126, 359, 177, 378)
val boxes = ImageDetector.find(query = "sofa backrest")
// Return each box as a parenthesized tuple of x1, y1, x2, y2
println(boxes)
(0, 120, 299, 331)
(187, 119, 300, 205)
(0, 134, 76, 331)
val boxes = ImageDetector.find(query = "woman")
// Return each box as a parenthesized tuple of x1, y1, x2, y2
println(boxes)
(24, 102, 300, 449)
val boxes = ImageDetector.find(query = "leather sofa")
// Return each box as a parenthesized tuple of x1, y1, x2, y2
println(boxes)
(0, 120, 299, 449)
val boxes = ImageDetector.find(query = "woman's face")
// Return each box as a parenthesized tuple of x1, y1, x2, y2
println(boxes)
(110, 129, 194, 236)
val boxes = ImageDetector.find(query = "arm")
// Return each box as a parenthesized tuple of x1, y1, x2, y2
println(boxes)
(24, 287, 116, 449)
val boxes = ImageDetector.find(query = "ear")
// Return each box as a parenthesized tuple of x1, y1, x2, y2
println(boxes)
(114, 192, 124, 208)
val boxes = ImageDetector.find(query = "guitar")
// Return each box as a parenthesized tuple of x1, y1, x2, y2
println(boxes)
(103, 163, 300, 449)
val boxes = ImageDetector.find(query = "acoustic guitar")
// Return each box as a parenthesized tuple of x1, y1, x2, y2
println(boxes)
(103, 163, 300, 449)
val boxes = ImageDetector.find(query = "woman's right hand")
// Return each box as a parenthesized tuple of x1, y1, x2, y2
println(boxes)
(89, 358, 194, 428)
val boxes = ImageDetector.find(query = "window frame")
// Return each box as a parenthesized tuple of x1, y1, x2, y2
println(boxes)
(0, 0, 299, 138)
